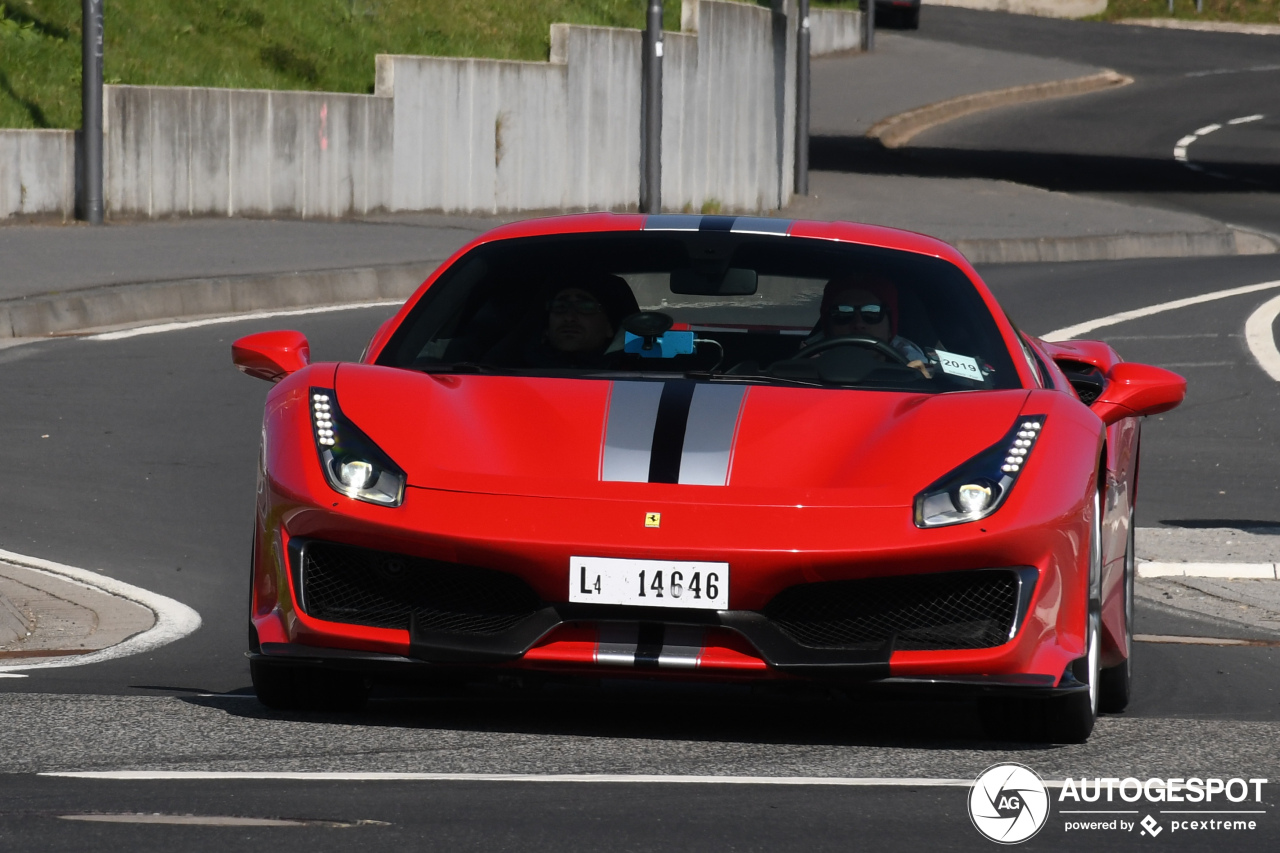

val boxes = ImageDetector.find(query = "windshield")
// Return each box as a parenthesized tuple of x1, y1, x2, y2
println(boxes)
(376, 231, 1021, 392)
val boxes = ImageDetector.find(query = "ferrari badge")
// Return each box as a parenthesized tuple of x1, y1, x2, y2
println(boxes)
(645, 512, 661, 528)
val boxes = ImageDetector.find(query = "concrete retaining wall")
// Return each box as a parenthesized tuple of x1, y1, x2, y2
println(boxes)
(810, 8, 864, 54)
(0, 130, 76, 220)
(104, 86, 393, 218)
(3, 0, 862, 221)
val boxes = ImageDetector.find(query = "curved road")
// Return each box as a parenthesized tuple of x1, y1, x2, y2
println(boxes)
(842, 8, 1280, 236)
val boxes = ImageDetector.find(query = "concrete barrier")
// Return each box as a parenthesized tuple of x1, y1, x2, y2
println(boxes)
(921, 0, 1107, 18)
(810, 8, 864, 54)
(104, 86, 393, 218)
(2, 0, 865, 222)
(0, 130, 76, 220)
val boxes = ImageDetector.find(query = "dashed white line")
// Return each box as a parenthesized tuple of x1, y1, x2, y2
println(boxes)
(1042, 279, 1280, 341)
(1173, 114, 1264, 179)
(0, 549, 201, 673)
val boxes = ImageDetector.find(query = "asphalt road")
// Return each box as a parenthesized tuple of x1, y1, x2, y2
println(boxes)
(817, 8, 1280, 236)
(2, 251, 1279, 849)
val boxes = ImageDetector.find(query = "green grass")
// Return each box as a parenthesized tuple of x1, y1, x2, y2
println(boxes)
(1093, 0, 1280, 22)
(0, 0, 687, 129)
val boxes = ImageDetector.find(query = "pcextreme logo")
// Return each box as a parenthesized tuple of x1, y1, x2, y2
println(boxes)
(969, 765, 1270, 844)
(969, 763, 1051, 844)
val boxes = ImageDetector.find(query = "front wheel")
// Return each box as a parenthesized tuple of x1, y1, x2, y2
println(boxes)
(980, 609, 1099, 744)
(980, 489, 1102, 744)
(251, 659, 370, 712)
(1099, 508, 1135, 712)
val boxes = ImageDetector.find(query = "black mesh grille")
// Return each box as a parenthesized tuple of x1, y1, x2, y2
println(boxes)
(763, 571, 1022, 651)
(298, 541, 543, 634)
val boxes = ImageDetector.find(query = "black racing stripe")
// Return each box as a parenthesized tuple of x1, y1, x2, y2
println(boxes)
(633, 623, 664, 669)
(648, 380, 697, 483)
(698, 215, 737, 232)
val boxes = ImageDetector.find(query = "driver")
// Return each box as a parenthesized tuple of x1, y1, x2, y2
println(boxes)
(523, 272, 640, 368)
(804, 275, 932, 378)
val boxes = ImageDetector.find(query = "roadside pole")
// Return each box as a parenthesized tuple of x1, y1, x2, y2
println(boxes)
(640, 0, 663, 214)
(795, 0, 810, 196)
(81, 0, 104, 224)
(861, 0, 875, 53)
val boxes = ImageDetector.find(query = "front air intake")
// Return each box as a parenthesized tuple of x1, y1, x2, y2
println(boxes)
(296, 541, 543, 635)
(762, 569, 1031, 651)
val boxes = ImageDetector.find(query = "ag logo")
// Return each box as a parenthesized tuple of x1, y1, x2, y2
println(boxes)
(969, 763, 1050, 844)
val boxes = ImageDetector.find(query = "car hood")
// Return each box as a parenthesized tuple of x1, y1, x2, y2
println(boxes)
(335, 364, 1030, 507)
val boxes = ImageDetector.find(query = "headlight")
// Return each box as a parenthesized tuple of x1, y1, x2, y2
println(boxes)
(309, 388, 406, 507)
(914, 416, 1045, 528)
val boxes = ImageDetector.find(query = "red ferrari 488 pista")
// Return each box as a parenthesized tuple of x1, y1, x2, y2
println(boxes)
(233, 213, 1185, 742)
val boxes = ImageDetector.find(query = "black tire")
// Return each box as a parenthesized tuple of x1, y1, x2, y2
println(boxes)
(901, 7, 919, 29)
(1099, 509, 1135, 712)
(980, 490, 1102, 744)
(251, 659, 370, 712)
(980, 610, 1099, 744)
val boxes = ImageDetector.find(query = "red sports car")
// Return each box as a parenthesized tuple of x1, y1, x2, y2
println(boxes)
(232, 213, 1185, 742)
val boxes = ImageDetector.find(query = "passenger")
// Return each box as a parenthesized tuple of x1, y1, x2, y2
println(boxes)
(805, 275, 932, 378)
(524, 273, 640, 368)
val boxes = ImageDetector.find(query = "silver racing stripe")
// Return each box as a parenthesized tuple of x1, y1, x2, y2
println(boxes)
(601, 381, 664, 482)
(596, 623, 639, 666)
(678, 384, 748, 486)
(657, 626, 706, 669)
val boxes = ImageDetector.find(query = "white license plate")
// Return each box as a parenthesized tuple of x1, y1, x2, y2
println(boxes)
(569, 557, 729, 610)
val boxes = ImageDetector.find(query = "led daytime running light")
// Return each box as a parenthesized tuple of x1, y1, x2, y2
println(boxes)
(914, 415, 1047, 528)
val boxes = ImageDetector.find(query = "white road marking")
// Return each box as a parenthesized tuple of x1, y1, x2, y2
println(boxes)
(1171, 114, 1263, 177)
(43, 771, 1002, 786)
(1139, 561, 1277, 579)
(0, 549, 201, 673)
(87, 300, 402, 341)
(1136, 634, 1280, 647)
(1043, 278, 1280, 341)
(1243, 292, 1280, 381)
(1186, 64, 1280, 78)
(1157, 361, 1237, 368)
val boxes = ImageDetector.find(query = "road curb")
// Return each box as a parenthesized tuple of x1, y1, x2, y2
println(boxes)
(867, 69, 1133, 149)
(923, 0, 1106, 18)
(955, 226, 1276, 264)
(0, 261, 439, 341)
(1118, 18, 1280, 36)
(1139, 562, 1279, 580)
(0, 548, 201, 673)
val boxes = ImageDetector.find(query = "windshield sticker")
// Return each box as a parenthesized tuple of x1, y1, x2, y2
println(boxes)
(935, 349, 984, 381)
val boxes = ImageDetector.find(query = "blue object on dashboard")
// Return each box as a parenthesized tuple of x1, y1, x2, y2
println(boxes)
(624, 330, 696, 358)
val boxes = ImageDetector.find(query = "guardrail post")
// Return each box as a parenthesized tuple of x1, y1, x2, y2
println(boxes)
(861, 0, 875, 52)
(640, 0, 664, 214)
(81, 0, 104, 224)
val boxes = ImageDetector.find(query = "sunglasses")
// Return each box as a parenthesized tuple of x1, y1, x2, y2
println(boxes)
(548, 297, 604, 315)
(828, 303, 886, 325)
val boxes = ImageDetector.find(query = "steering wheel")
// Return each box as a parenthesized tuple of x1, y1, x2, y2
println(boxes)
(799, 335, 911, 366)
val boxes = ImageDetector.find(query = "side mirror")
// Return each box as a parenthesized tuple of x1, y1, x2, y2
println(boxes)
(1091, 362, 1186, 426)
(232, 330, 311, 383)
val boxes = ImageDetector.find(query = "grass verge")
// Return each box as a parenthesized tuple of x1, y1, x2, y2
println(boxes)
(0, 0, 685, 129)
(1094, 0, 1280, 23)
